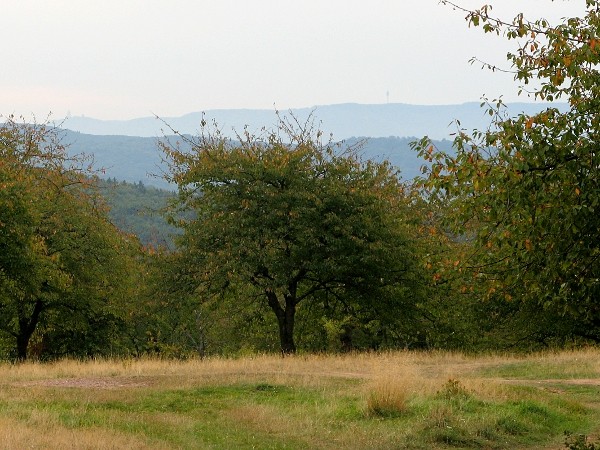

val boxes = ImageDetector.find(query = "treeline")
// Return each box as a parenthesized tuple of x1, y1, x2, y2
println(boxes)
(0, 118, 456, 360)
(3, 2, 600, 360)
(0, 115, 595, 361)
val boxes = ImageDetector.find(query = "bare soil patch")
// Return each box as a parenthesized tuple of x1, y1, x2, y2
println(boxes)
(14, 377, 151, 389)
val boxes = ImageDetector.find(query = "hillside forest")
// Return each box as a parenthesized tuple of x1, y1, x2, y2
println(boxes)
(1, 2, 599, 360)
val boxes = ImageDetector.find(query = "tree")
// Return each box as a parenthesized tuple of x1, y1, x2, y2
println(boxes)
(162, 115, 422, 354)
(414, 1, 600, 341)
(0, 117, 136, 360)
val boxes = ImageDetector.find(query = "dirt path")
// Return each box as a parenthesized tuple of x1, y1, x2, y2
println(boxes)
(15, 377, 151, 389)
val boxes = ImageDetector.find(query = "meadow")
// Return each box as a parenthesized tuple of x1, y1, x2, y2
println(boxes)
(1, 349, 600, 449)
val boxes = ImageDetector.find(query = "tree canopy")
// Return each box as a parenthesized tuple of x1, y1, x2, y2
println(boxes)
(414, 1, 600, 341)
(162, 116, 424, 353)
(0, 118, 136, 359)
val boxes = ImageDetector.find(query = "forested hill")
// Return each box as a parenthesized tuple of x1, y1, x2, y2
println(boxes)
(62, 131, 169, 189)
(97, 178, 176, 249)
(62, 130, 454, 189)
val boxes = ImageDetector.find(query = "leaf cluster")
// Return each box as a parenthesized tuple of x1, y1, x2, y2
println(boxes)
(0, 117, 138, 359)
(414, 2, 600, 342)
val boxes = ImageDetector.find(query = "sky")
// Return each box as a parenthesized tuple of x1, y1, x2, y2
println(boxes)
(0, 0, 585, 120)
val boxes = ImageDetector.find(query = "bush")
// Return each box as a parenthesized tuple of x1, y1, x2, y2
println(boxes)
(565, 432, 600, 450)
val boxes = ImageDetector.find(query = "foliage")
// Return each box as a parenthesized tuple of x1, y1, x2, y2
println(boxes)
(0, 117, 137, 360)
(98, 178, 177, 250)
(161, 114, 425, 353)
(413, 1, 600, 343)
(436, 378, 471, 400)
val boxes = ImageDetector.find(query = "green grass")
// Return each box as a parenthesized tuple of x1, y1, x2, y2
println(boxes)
(0, 350, 599, 449)
(475, 350, 600, 380)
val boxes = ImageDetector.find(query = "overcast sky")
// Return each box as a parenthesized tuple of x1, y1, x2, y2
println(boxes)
(0, 0, 584, 120)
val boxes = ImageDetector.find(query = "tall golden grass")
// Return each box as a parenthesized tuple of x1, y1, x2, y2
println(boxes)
(0, 415, 168, 450)
(3, 347, 599, 387)
(0, 348, 599, 449)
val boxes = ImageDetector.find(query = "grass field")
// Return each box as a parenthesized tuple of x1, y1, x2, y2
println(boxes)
(1, 349, 600, 449)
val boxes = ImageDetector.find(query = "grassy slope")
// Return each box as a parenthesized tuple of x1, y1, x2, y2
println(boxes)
(1, 350, 599, 449)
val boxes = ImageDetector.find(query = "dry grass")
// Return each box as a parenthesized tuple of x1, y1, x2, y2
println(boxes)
(2, 348, 593, 397)
(2, 349, 595, 404)
(0, 350, 505, 381)
(0, 348, 599, 449)
(365, 375, 409, 416)
(0, 415, 167, 450)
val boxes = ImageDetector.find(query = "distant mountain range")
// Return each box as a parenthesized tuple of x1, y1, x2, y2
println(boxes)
(62, 102, 568, 141)
(59, 102, 568, 189)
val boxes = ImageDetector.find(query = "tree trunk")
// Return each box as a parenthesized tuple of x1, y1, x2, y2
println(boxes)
(15, 299, 44, 361)
(16, 333, 31, 361)
(266, 291, 296, 355)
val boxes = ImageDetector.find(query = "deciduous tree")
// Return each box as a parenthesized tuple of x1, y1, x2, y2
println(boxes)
(162, 115, 423, 354)
(414, 1, 600, 340)
(0, 117, 135, 359)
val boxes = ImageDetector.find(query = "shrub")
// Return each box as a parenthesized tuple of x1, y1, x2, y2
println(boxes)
(437, 378, 471, 400)
(565, 432, 600, 450)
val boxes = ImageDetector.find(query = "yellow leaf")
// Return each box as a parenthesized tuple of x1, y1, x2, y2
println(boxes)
(525, 117, 534, 129)
(553, 68, 564, 85)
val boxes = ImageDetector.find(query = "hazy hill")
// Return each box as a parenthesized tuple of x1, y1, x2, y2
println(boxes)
(62, 102, 568, 141)
(63, 131, 169, 188)
(60, 102, 566, 189)
(62, 130, 452, 189)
